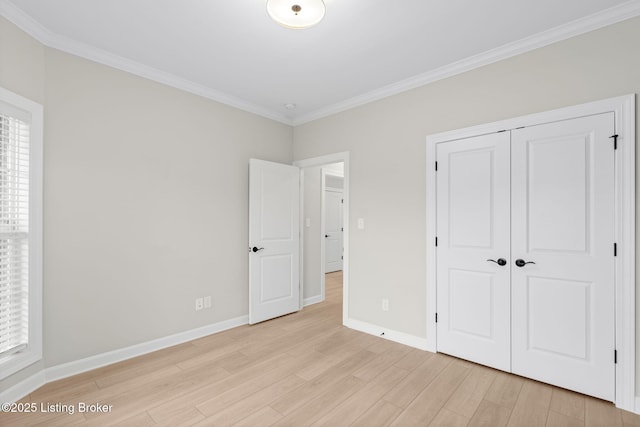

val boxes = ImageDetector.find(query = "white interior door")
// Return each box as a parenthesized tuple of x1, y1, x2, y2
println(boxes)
(511, 113, 615, 401)
(436, 132, 511, 371)
(324, 189, 343, 273)
(249, 159, 300, 324)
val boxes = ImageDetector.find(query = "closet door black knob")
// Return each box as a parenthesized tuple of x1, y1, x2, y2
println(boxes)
(487, 258, 507, 266)
(515, 259, 535, 267)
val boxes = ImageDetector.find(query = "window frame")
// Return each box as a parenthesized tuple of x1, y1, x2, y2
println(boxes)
(0, 86, 43, 380)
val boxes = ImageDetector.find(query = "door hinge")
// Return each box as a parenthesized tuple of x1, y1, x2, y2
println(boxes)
(341, 227, 344, 231)
(435, 237, 438, 247)
(614, 349, 618, 364)
(341, 255, 343, 260)
(435, 313, 438, 323)
(610, 134, 618, 150)
(435, 161, 438, 171)
(341, 199, 344, 203)
(614, 243, 617, 257)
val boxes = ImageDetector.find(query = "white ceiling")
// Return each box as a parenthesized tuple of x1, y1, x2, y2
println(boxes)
(2, 0, 639, 125)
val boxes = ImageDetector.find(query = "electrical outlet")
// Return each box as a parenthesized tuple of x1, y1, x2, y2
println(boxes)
(382, 298, 389, 312)
(357, 218, 365, 229)
(195, 298, 204, 311)
(204, 296, 212, 309)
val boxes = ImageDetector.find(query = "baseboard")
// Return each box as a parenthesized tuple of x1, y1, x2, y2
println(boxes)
(2, 315, 248, 402)
(303, 295, 324, 307)
(344, 318, 432, 352)
(0, 370, 46, 404)
(46, 315, 248, 382)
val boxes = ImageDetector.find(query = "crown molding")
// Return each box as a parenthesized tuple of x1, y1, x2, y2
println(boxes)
(0, 0, 294, 126)
(291, 0, 640, 125)
(2, 0, 640, 127)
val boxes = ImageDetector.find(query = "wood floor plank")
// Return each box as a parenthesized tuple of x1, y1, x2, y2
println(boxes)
(283, 327, 343, 358)
(622, 408, 640, 427)
(546, 411, 584, 427)
(92, 343, 203, 389)
(1, 408, 87, 427)
(232, 406, 283, 427)
(269, 349, 377, 416)
(393, 348, 434, 371)
(271, 375, 366, 427)
(291, 350, 343, 381)
(195, 353, 305, 417)
(351, 401, 404, 427)
(549, 388, 585, 421)
(383, 352, 453, 409)
(310, 365, 409, 427)
(585, 397, 623, 427)
(429, 408, 470, 426)
(468, 399, 512, 427)
(96, 364, 183, 391)
(175, 338, 247, 370)
(195, 375, 305, 426)
(150, 406, 206, 426)
(27, 380, 101, 404)
(444, 363, 497, 418)
(147, 348, 290, 420)
(484, 371, 525, 410)
(506, 380, 552, 427)
(390, 358, 473, 426)
(239, 318, 338, 360)
(110, 411, 157, 427)
(352, 345, 411, 382)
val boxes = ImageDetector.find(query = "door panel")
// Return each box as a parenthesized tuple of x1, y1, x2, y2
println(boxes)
(526, 277, 590, 359)
(325, 189, 343, 273)
(436, 132, 511, 371)
(260, 255, 294, 302)
(249, 159, 300, 324)
(448, 269, 494, 339)
(526, 133, 590, 253)
(449, 150, 494, 248)
(511, 113, 615, 401)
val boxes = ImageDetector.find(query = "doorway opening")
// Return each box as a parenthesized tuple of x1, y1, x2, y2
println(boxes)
(295, 152, 350, 325)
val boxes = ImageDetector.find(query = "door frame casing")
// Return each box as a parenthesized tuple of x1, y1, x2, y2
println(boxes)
(294, 152, 350, 325)
(426, 94, 636, 412)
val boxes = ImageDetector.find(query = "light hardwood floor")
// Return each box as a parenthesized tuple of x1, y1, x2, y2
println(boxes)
(2, 271, 639, 426)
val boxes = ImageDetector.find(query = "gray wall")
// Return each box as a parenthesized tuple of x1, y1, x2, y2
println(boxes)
(293, 16, 640, 394)
(0, 16, 293, 389)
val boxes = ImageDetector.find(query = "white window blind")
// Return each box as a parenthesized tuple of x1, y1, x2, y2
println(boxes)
(0, 112, 30, 360)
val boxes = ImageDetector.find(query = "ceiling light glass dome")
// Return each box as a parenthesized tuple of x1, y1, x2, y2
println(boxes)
(267, 0, 326, 29)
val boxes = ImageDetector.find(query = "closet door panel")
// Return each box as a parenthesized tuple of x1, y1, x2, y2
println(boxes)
(436, 132, 511, 371)
(511, 113, 615, 401)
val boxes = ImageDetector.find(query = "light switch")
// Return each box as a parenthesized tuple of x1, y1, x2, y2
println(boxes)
(305, 218, 311, 227)
(357, 218, 365, 229)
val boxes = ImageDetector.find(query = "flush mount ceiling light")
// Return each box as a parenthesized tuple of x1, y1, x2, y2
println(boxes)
(267, 0, 326, 29)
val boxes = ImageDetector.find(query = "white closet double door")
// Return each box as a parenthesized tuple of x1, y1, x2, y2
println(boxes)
(436, 113, 615, 401)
